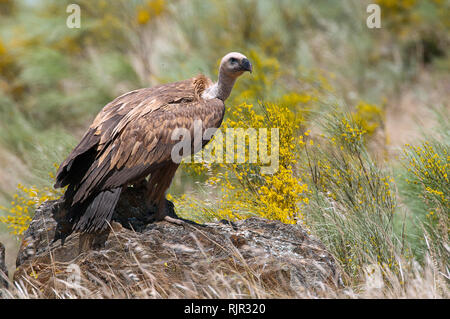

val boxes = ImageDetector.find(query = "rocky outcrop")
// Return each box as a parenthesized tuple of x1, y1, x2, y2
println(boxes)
(13, 186, 341, 298)
(0, 242, 7, 289)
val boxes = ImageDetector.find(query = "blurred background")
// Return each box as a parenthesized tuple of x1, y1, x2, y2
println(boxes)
(0, 0, 448, 291)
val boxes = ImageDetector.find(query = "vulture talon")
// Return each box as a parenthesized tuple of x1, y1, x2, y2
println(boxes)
(163, 215, 206, 228)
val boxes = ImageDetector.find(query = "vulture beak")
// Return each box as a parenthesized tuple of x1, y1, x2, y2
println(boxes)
(241, 58, 252, 73)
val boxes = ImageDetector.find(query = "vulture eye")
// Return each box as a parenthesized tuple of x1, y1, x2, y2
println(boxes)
(230, 57, 237, 63)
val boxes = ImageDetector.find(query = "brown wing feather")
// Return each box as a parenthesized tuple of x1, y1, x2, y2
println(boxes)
(56, 75, 225, 206)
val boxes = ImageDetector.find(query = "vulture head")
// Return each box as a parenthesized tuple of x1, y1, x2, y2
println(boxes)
(220, 52, 253, 77)
(203, 52, 252, 101)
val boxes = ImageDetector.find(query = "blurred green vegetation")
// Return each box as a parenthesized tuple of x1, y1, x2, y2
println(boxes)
(0, 0, 448, 291)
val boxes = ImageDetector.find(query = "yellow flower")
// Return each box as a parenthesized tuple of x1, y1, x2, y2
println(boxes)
(137, 8, 151, 25)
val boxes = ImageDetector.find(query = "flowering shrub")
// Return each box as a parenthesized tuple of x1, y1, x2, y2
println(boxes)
(300, 111, 399, 277)
(215, 102, 309, 224)
(172, 101, 310, 224)
(352, 101, 384, 137)
(0, 184, 63, 236)
(403, 142, 448, 209)
(401, 140, 449, 267)
(0, 166, 64, 236)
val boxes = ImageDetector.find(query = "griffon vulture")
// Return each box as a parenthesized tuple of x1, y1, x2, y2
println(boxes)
(53, 52, 252, 247)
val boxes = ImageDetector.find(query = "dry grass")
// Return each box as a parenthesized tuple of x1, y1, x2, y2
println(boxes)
(1, 225, 447, 299)
(1, 257, 447, 299)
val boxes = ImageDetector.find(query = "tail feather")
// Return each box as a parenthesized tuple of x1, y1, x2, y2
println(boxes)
(74, 187, 122, 233)
(52, 187, 122, 245)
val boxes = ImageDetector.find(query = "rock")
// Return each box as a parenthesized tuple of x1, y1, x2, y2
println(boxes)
(13, 186, 341, 298)
(15, 185, 173, 267)
(0, 242, 7, 289)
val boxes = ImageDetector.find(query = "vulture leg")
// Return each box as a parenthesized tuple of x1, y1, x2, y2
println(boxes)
(146, 163, 205, 227)
(145, 162, 178, 221)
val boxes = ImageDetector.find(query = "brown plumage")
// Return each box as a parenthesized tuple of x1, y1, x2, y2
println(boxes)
(53, 52, 252, 246)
